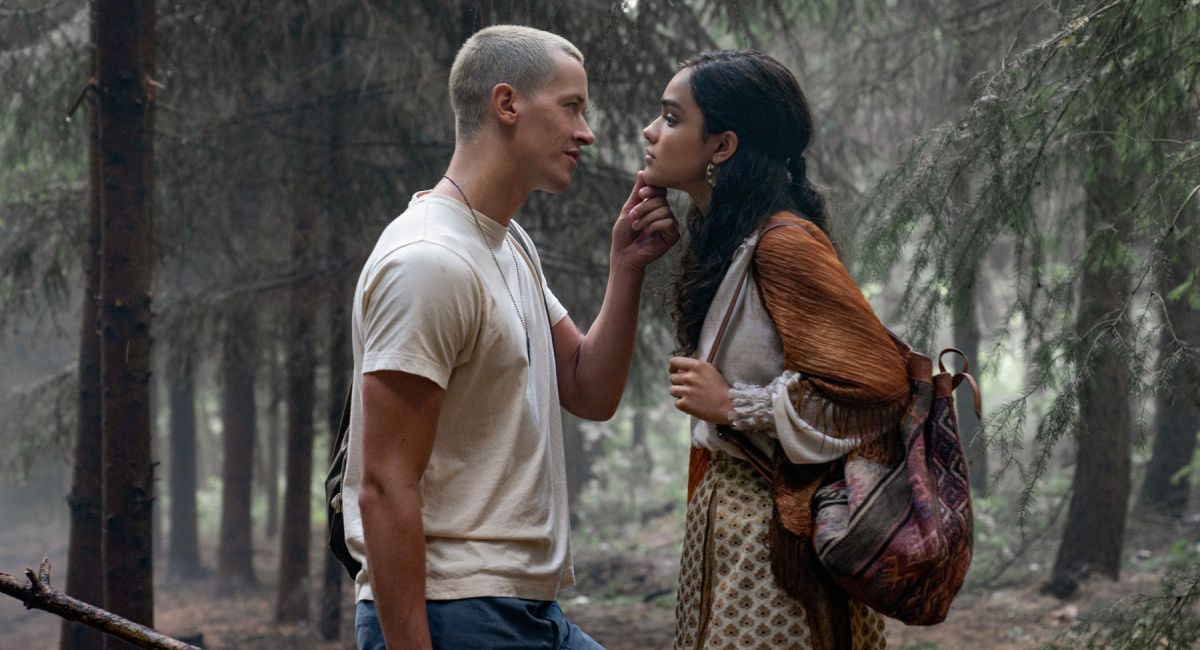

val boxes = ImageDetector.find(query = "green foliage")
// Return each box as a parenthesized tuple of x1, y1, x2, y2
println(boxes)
(966, 472, 1071, 590)
(853, 0, 1200, 517)
(1167, 433, 1200, 486)
(0, 365, 75, 479)
(573, 403, 691, 549)
(1043, 564, 1200, 649)
(0, 6, 89, 334)
(1166, 266, 1199, 309)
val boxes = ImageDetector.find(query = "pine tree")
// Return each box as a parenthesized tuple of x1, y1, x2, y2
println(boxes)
(61, 8, 105, 647)
(96, 0, 156, 643)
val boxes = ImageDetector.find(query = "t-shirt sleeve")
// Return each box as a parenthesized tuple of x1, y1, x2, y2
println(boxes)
(360, 242, 481, 389)
(543, 278, 568, 326)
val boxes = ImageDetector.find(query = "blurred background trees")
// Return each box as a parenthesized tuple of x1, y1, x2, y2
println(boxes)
(1, 0, 1197, 647)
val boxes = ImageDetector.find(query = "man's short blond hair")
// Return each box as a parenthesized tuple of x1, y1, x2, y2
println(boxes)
(449, 25, 584, 140)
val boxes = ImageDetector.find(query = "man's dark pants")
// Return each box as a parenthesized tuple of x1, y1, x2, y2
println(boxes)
(355, 597, 604, 649)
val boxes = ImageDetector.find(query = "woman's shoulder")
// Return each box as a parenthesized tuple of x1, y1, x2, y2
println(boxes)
(757, 211, 835, 256)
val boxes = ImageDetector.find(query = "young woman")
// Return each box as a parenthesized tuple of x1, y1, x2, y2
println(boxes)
(638, 50, 910, 649)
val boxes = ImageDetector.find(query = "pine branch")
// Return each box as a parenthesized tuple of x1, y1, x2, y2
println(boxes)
(0, 558, 200, 650)
(976, 486, 1070, 589)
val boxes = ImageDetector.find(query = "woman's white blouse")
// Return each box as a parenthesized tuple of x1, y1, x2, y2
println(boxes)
(691, 232, 862, 465)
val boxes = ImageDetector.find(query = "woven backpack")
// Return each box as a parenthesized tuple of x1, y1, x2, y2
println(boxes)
(809, 343, 977, 625)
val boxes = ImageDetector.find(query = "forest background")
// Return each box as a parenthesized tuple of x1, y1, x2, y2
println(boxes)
(1, 0, 1198, 648)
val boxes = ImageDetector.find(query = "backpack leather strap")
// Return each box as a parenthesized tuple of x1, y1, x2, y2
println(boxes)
(938, 348, 982, 418)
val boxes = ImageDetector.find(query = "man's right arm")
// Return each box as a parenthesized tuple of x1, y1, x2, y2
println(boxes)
(358, 369, 444, 650)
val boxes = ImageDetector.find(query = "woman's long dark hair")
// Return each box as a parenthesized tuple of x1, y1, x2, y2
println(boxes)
(673, 50, 829, 355)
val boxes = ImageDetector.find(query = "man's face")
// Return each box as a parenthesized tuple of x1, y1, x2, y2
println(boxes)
(513, 52, 596, 194)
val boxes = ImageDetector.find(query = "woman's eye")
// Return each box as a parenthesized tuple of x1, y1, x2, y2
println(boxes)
(664, 114, 678, 126)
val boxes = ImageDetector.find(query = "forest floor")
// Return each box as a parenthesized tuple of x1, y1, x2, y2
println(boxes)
(2, 511, 1197, 649)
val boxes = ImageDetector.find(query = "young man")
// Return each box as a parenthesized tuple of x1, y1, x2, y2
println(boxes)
(341, 25, 679, 649)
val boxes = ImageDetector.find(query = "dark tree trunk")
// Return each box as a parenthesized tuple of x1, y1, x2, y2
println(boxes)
(264, 391, 282, 540)
(459, 0, 493, 46)
(276, 202, 318, 623)
(631, 406, 648, 454)
(319, 320, 350, 639)
(143, 0, 159, 570)
(1140, 203, 1200, 515)
(167, 355, 204, 580)
(563, 411, 593, 526)
(319, 10, 350, 639)
(1048, 115, 1134, 598)
(949, 34, 987, 494)
(319, 302, 350, 639)
(96, 0, 155, 643)
(216, 307, 259, 592)
(61, 8, 105, 647)
(952, 252, 987, 494)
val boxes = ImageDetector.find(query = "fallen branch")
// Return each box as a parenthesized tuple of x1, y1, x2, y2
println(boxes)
(0, 558, 200, 650)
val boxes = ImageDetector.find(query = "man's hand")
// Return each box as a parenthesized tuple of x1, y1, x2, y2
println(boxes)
(552, 172, 677, 421)
(611, 171, 680, 272)
(668, 357, 733, 425)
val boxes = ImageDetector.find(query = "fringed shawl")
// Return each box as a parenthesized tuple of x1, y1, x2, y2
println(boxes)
(754, 214, 909, 429)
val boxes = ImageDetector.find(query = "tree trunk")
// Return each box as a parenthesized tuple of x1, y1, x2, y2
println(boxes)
(319, 302, 350, 639)
(319, 10, 350, 639)
(562, 411, 593, 526)
(458, 0, 493, 47)
(952, 249, 987, 494)
(167, 355, 203, 580)
(62, 8, 105, 647)
(631, 406, 648, 454)
(264, 391, 282, 540)
(275, 202, 318, 622)
(949, 31, 987, 494)
(1048, 115, 1134, 598)
(1139, 200, 1200, 515)
(97, 0, 155, 644)
(216, 307, 258, 592)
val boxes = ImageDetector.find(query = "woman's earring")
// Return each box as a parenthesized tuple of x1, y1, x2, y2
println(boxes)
(705, 162, 716, 188)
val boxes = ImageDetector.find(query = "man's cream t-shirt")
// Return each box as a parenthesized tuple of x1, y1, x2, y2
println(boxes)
(342, 191, 573, 603)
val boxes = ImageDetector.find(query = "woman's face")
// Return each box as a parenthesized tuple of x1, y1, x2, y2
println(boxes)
(641, 68, 714, 193)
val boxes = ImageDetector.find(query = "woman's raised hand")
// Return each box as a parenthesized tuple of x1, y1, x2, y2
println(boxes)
(668, 356, 733, 425)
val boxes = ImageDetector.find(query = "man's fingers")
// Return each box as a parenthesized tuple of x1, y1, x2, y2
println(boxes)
(640, 220, 678, 240)
(633, 204, 671, 226)
(628, 196, 668, 221)
(637, 210, 675, 234)
(622, 171, 648, 212)
(638, 184, 667, 199)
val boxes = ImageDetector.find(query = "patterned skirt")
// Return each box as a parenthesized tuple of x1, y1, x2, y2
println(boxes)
(674, 452, 887, 650)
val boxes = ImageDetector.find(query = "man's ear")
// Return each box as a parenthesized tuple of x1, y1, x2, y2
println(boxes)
(492, 83, 519, 127)
(710, 131, 738, 166)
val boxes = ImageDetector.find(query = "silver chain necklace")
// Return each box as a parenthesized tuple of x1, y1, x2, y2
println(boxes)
(442, 176, 530, 365)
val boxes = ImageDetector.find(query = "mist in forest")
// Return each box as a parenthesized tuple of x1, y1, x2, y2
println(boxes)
(2, 1, 1198, 648)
